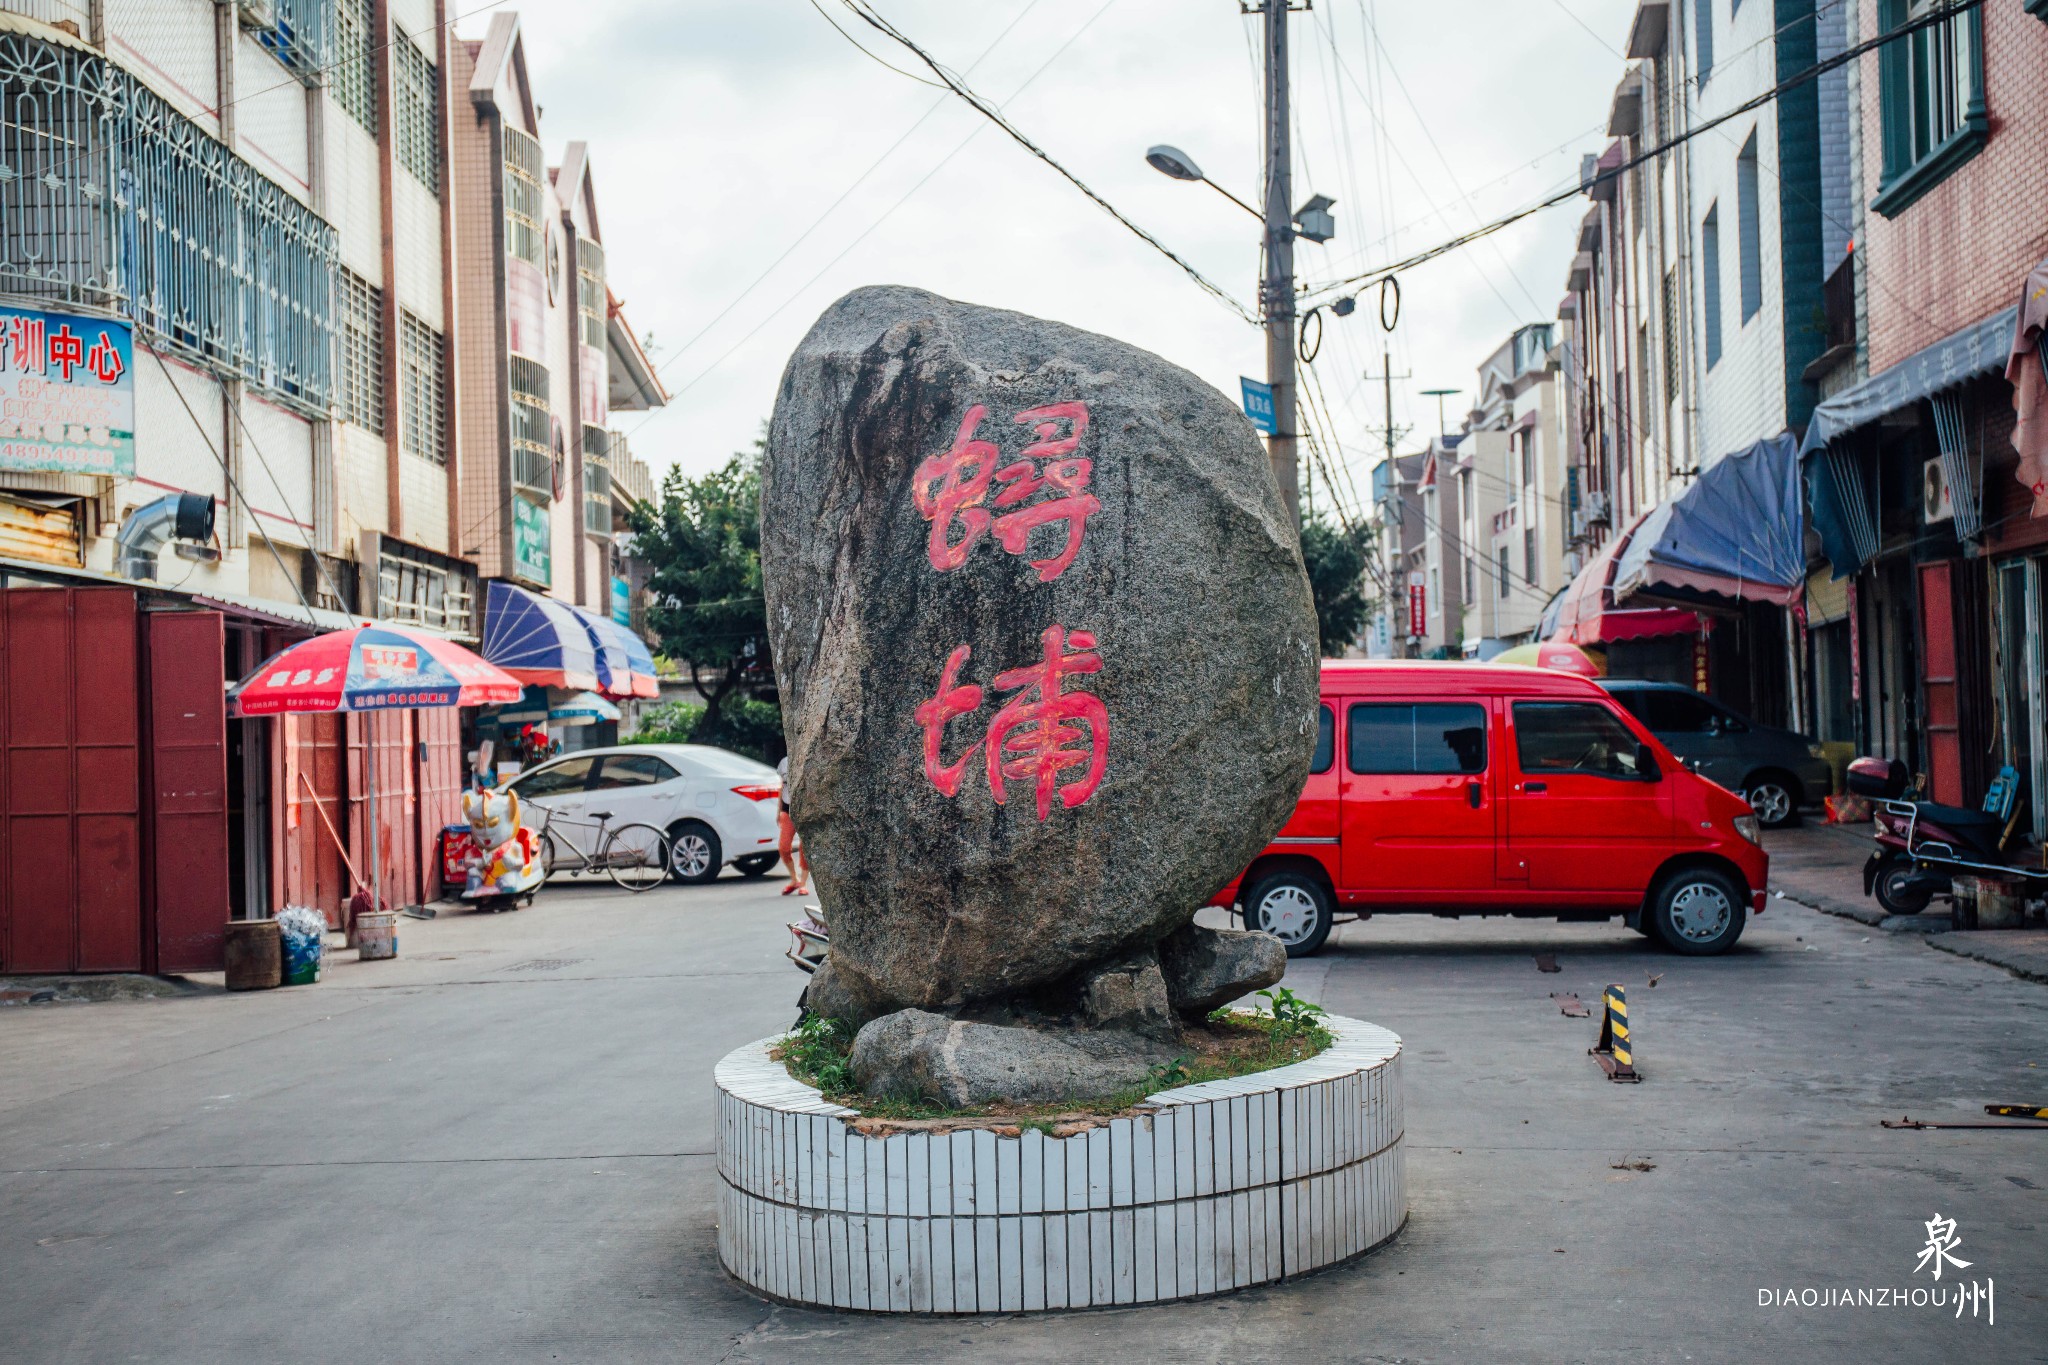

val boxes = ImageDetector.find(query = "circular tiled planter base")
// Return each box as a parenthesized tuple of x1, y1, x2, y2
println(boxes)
(715, 1013, 1405, 1313)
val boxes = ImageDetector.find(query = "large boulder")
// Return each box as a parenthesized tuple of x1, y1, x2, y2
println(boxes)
(762, 285, 1317, 1013)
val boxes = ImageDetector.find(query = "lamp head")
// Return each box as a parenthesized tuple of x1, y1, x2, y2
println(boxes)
(1144, 144, 1204, 182)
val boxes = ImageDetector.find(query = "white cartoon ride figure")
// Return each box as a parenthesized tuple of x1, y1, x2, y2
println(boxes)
(461, 787, 543, 899)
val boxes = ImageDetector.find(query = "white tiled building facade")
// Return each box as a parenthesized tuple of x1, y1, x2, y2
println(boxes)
(0, 2, 663, 631)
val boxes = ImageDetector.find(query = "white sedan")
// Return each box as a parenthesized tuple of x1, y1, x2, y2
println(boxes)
(502, 744, 783, 884)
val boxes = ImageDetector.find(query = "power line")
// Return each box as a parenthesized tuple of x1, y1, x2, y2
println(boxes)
(1298, 0, 1986, 304)
(839, 0, 1258, 323)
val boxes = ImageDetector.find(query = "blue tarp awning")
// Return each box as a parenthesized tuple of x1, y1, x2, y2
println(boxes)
(1613, 432, 1806, 607)
(1800, 304, 2019, 578)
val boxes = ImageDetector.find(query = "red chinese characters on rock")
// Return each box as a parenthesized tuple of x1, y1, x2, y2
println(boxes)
(915, 626, 1108, 819)
(911, 402, 1099, 582)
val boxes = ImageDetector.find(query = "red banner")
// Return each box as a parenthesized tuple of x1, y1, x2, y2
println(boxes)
(1407, 571, 1426, 638)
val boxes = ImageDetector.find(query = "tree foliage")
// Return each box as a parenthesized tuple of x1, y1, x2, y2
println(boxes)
(1298, 513, 1376, 657)
(625, 444, 781, 757)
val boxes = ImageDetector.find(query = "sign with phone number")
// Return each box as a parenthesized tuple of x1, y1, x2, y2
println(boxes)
(0, 304, 134, 477)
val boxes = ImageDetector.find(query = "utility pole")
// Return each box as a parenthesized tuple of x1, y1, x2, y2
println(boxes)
(1258, 0, 1299, 526)
(1362, 348, 1411, 657)
(1363, 348, 1412, 469)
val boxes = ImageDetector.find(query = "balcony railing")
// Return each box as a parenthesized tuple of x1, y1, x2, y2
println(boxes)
(582, 428, 612, 537)
(0, 31, 336, 415)
(512, 444, 553, 499)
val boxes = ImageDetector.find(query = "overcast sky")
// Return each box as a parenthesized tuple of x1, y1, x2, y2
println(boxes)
(495, 0, 1639, 514)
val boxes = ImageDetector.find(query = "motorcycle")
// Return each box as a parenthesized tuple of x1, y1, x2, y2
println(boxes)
(1850, 756, 2048, 914)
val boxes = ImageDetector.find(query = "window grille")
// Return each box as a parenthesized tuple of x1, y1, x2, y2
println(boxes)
(392, 27, 438, 193)
(259, 0, 335, 83)
(503, 126, 545, 268)
(0, 35, 336, 415)
(330, 0, 375, 135)
(399, 310, 443, 464)
(337, 268, 383, 433)
(509, 355, 553, 499)
(1701, 204, 1723, 368)
(582, 424, 612, 536)
(577, 237, 606, 350)
(1661, 268, 1680, 404)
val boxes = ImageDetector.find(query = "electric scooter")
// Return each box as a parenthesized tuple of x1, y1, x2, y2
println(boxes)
(1850, 757, 2048, 914)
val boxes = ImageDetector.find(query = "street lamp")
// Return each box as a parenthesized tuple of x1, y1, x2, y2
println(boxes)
(1144, 145, 1262, 220)
(1420, 388, 1461, 439)
(1145, 135, 1332, 527)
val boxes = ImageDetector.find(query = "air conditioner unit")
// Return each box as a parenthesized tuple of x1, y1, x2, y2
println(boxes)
(1923, 458, 1953, 525)
(236, 0, 277, 31)
(1584, 489, 1612, 527)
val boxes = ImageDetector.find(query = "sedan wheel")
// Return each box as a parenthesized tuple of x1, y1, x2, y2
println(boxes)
(1743, 777, 1797, 828)
(667, 822, 722, 885)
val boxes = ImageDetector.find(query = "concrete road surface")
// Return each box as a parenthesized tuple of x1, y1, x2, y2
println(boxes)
(1, 848, 2042, 1363)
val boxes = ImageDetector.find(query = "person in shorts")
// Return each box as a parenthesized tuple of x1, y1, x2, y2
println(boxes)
(776, 755, 809, 896)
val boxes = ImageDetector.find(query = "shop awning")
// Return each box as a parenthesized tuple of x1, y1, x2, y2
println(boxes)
(1801, 303, 2019, 577)
(1545, 512, 1707, 646)
(1612, 432, 1805, 607)
(564, 602, 659, 699)
(2007, 254, 2048, 521)
(479, 580, 600, 691)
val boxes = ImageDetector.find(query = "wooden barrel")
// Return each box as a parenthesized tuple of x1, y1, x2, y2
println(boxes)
(223, 919, 282, 991)
(355, 910, 398, 960)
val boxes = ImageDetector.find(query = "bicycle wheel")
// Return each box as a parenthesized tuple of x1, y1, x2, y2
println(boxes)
(538, 829, 568, 884)
(603, 823, 671, 892)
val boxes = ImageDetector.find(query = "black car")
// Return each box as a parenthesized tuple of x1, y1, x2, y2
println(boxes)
(1598, 679, 1833, 827)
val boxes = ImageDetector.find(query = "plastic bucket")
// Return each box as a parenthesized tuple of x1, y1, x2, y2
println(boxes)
(281, 931, 323, 985)
(355, 910, 397, 961)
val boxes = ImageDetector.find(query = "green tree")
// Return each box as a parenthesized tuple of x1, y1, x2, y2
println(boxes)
(1298, 513, 1376, 657)
(626, 445, 782, 759)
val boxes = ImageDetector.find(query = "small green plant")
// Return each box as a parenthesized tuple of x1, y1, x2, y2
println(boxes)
(781, 1014, 856, 1095)
(1255, 986, 1327, 1037)
(1149, 1057, 1193, 1088)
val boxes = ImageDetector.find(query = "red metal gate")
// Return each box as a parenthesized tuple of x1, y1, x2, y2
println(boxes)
(0, 588, 143, 973)
(278, 712, 351, 927)
(1918, 560, 1962, 807)
(146, 610, 228, 973)
(348, 710, 422, 908)
(415, 706, 464, 896)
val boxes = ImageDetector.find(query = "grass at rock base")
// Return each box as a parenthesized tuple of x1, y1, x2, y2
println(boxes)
(772, 1007, 1334, 1135)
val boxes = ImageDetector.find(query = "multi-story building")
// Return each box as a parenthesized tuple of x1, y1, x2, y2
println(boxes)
(1367, 451, 1425, 657)
(1802, 0, 2048, 822)
(1457, 325, 1568, 653)
(0, 4, 666, 974)
(1415, 433, 1464, 658)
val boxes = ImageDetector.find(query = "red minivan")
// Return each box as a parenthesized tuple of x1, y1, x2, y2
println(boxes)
(1211, 661, 1770, 957)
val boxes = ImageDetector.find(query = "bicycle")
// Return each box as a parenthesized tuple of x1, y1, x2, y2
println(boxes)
(532, 805, 671, 893)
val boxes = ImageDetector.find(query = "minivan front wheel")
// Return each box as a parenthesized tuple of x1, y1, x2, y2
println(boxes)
(1649, 866, 1746, 955)
(1242, 870, 1334, 957)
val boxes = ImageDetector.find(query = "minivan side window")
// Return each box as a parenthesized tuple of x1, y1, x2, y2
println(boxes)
(1347, 703, 1487, 775)
(1514, 702, 1652, 779)
(1311, 705, 1335, 774)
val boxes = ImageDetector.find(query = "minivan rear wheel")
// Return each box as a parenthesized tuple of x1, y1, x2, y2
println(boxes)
(1242, 870, 1335, 957)
(1649, 866, 1746, 955)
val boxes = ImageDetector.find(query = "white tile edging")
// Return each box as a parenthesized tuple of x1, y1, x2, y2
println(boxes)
(715, 1012, 1406, 1313)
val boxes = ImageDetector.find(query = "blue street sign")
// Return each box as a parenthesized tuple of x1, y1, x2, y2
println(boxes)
(1240, 376, 1276, 434)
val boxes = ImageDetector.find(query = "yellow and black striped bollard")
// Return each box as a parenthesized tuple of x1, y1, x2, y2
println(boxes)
(1590, 983, 1641, 1082)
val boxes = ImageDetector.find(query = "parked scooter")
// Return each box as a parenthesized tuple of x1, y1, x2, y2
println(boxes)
(1850, 757, 2048, 914)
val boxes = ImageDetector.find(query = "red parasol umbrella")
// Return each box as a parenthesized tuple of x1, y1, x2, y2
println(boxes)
(229, 626, 522, 912)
